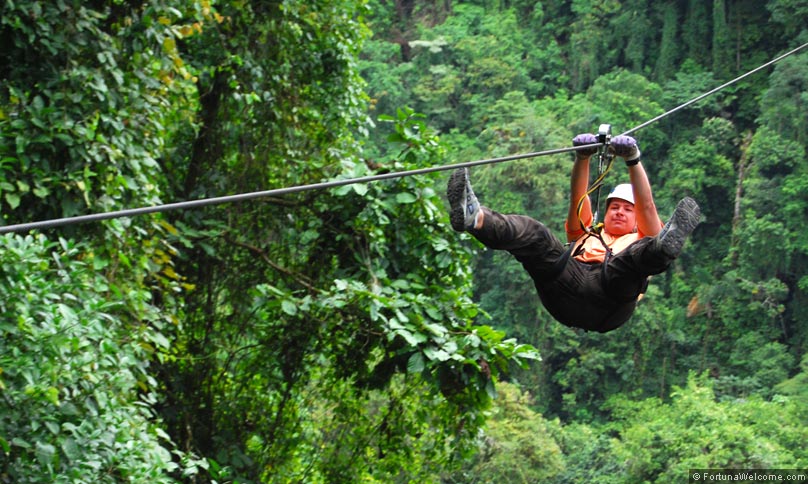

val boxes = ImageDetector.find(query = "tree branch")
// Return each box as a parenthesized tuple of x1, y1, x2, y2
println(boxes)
(225, 235, 318, 292)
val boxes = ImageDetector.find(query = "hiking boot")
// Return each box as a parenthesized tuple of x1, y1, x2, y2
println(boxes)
(656, 197, 701, 258)
(447, 168, 481, 231)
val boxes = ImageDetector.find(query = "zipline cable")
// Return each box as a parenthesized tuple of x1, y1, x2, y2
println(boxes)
(1, 41, 807, 235)
(620, 41, 808, 137)
(0, 144, 596, 234)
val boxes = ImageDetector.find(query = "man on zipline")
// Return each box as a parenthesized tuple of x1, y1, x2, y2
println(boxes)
(447, 133, 701, 333)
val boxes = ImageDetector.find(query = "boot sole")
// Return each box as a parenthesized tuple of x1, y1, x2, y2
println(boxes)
(447, 169, 468, 231)
(659, 197, 701, 257)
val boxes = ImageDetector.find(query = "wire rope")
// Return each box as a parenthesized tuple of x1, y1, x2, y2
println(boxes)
(620, 41, 808, 137)
(0, 144, 595, 234)
(1, 41, 806, 235)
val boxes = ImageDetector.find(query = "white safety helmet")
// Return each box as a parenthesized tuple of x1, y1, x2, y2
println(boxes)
(606, 183, 635, 205)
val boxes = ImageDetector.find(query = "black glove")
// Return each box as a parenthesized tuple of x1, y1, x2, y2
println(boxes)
(573, 133, 598, 160)
(610, 135, 641, 166)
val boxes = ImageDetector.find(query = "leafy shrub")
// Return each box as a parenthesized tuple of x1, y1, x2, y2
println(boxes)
(0, 234, 177, 483)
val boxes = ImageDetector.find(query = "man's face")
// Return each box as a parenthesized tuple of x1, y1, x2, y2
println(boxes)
(604, 199, 637, 236)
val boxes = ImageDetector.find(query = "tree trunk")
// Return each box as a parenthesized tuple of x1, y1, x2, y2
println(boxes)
(731, 131, 753, 266)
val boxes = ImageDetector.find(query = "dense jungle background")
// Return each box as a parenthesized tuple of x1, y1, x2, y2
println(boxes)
(1, 0, 807, 482)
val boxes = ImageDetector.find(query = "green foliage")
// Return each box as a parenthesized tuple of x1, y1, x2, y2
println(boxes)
(563, 70, 666, 155)
(654, 2, 680, 80)
(608, 373, 808, 483)
(659, 117, 736, 220)
(614, 0, 655, 74)
(682, 0, 711, 67)
(446, 383, 564, 483)
(768, 0, 808, 36)
(775, 355, 808, 420)
(362, 0, 566, 139)
(759, 54, 808, 145)
(712, 0, 733, 80)
(160, 99, 538, 481)
(0, 0, 195, 226)
(550, 422, 624, 484)
(0, 235, 178, 483)
(736, 127, 807, 279)
(719, 333, 793, 400)
(0, 1, 204, 481)
(567, 0, 621, 91)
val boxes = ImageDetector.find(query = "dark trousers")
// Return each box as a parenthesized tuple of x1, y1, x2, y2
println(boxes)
(470, 208, 672, 332)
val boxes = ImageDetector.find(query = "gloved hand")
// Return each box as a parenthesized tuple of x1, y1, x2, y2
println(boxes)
(572, 133, 598, 160)
(610, 135, 641, 166)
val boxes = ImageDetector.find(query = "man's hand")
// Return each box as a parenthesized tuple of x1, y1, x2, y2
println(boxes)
(573, 133, 599, 161)
(610, 135, 641, 166)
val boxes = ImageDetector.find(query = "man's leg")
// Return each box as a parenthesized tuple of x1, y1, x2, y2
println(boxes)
(604, 197, 701, 301)
(655, 197, 701, 258)
(447, 168, 566, 275)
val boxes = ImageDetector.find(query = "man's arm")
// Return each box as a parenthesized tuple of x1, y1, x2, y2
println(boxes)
(611, 136, 663, 236)
(567, 134, 597, 242)
(628, 162, 663, 236)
